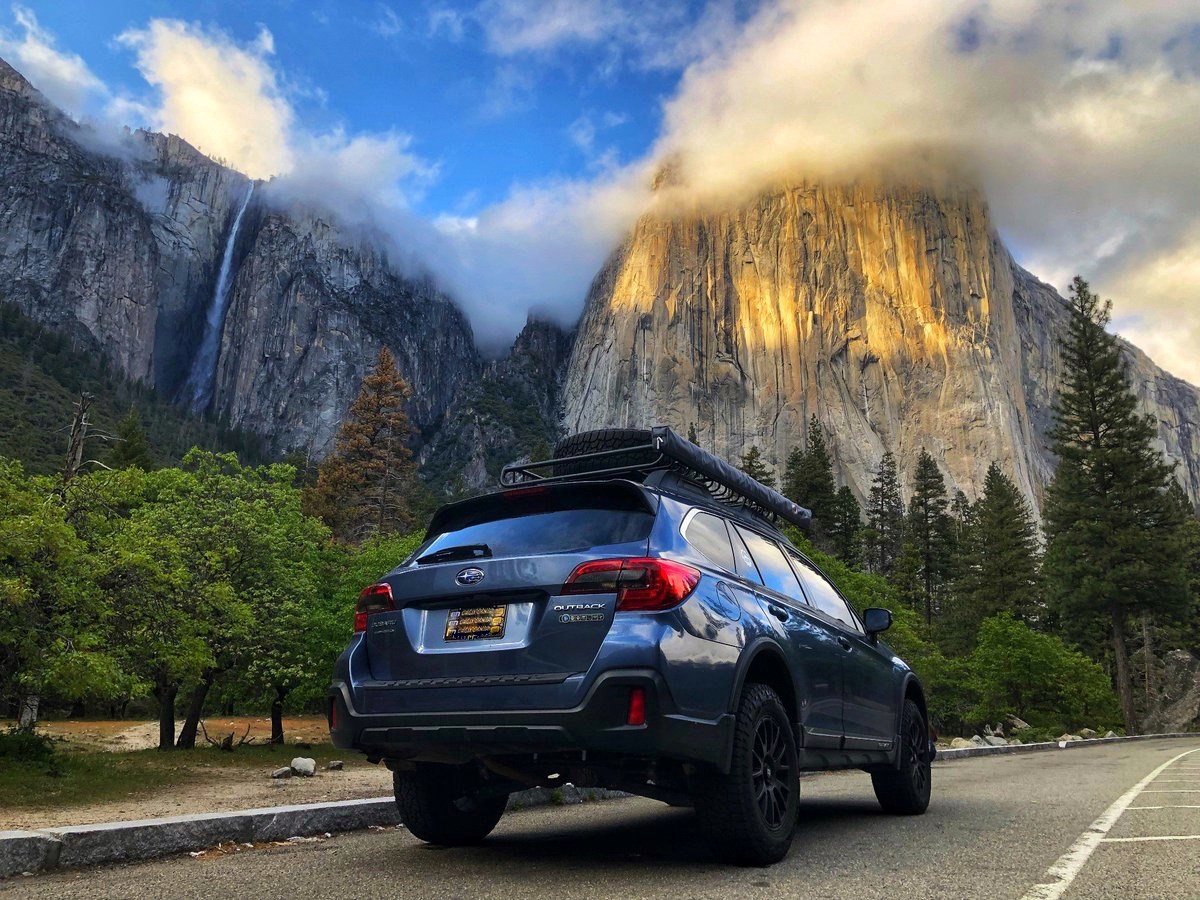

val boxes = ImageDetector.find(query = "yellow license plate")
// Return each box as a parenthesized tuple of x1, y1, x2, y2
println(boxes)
(444, 604, 507, 641)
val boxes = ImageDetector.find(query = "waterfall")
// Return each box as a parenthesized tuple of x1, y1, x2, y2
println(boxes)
(185, 182, 255, 413)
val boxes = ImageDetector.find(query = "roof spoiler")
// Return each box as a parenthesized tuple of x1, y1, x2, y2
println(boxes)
(500, 425, 812, 531)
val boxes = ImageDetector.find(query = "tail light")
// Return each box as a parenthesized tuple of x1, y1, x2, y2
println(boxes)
(354, 582, 395, 633)
(562, 558, 701, 611)
(627, 687, 647, 726)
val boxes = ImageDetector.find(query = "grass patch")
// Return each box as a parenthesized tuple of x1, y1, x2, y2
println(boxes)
(0, 740, 349, 810)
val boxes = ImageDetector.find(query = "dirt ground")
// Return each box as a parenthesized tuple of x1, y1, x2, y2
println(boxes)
(2, 717, 394, 831)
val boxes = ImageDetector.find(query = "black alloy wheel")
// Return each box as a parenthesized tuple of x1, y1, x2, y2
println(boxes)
(871, 698, 932, 815)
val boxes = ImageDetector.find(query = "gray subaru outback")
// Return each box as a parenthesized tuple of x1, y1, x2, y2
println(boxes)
(329, 426, 934, 865)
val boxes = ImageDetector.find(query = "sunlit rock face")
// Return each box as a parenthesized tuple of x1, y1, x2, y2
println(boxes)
(561, 181, 1200, 508)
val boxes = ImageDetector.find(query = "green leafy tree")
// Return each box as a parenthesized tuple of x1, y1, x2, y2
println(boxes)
(969, 614, 1120, 732)
(108, 406, 154, 470)
(864, 451, 904, 575)
(738, 445, 776, 489)
(828, 485, 863, 566)
(905, 449, 952, 626)
(949, 463, 1041, 653)
(306, 347, 417, 543)
(1042, 277, 1189, 732)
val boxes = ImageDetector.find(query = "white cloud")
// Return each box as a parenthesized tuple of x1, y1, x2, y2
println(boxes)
(428, 6, 466, 41)
(0, 5, 106, 116)
(116, 20, 294, 178)
(479, 63, 535, 118)
(372, 4, 403, 39)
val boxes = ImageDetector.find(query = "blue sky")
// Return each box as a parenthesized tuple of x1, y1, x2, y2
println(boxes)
(15, 0, 721, 219)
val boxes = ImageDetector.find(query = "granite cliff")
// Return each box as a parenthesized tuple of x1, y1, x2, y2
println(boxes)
(560, 182, 1200, 507)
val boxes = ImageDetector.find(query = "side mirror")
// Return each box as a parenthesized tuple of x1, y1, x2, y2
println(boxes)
(863, 607, 893, 637)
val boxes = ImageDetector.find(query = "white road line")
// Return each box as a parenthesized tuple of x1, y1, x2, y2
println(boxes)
(1021, 746, 1200, 900)
(1126, 806, 1200, 810)
(1141, 789, 1200, 793)
(1100, 835, 1200, 843)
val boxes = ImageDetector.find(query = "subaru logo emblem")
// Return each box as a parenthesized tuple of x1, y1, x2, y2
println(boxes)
(456, 567, 485, 586)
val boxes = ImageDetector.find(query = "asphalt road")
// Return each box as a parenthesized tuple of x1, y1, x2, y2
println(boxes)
(4, 739, 1199, 899)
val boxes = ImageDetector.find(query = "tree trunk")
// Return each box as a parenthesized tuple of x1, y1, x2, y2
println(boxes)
(153, 679, 178, 751)
(176, 670, 216, 749)
(17, 695, 39, 729)
(70, 700, 85, 718)
(1110, 607, 1138, 733)
(271, 685, 288, 745)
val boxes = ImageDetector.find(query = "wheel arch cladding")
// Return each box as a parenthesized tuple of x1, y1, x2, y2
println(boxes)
(735, 642, 798, 730)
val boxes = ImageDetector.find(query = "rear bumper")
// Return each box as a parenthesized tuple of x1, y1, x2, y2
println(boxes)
(328, 668, 734, 771)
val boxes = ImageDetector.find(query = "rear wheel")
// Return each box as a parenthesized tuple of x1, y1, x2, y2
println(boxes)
(693, 683, 799, 866)
(871, 698, 932, 815)
(393, 764, 508, 846)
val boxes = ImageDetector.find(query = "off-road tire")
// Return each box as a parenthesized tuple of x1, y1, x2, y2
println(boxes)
(692, 683, 799, 866)
(871, 698, 932, 815)
(393, 765, 508, 845)
(551, 428, 656, 477)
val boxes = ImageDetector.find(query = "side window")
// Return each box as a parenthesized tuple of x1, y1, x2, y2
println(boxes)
(734, 526, 804, 602)
(790, 553, 862, 632)
(683, 512, 736, 572)
(729, 527, 763, 585)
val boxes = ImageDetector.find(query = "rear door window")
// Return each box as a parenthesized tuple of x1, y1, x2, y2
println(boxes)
(734, 525, 804, 602)
(790, 553, 862, 632)
(683, 512, 736, 572)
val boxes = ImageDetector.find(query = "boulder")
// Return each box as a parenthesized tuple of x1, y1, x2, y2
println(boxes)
(1005, 715, 1032, 732)
(271, 767, 292, 779)
(1080, 728, 1097, 739)
(970, 735, 988, 747)
(1104, 730, 1118, 739)
(949, 737, 974, 749)
(983, 724, 994, 737)
(1057, 734, 1083, 743)
(290, 758, 316, 777)
(983, 735, 1009, 747)
(1142, 650, 1200, 734)
(326, 760, 344, 771)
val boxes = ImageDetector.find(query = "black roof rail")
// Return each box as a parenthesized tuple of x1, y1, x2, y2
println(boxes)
(500, 426, 812, 531)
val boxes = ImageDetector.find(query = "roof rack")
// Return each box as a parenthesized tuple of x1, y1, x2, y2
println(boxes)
(500, 426, 812, 531)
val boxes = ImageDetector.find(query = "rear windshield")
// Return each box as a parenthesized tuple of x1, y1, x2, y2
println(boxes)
(413, 483, 656, 562)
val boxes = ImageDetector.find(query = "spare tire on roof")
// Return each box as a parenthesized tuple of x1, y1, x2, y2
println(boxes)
(551, 428, 656, 477)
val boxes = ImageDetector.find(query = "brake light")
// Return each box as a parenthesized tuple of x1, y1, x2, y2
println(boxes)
(503, 486, 549, 499)
(354, 582, 395, 633)
(562, 558, 700, 611)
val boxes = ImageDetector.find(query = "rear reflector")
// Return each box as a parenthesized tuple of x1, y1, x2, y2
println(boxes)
(562, 558, 701, 612)
(328, 697, 338, 731)
(627, 687, 646, 726)
(354, 582, 395, 633)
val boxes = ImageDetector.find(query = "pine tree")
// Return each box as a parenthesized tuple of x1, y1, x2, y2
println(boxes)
(906, 449, 952, 626)
(949, 463, 1041, 653)
(828, 485, 863, 566)
(687, 423, 699, 445)
(305, 347, 417, 543)
(1042, 277, 1188, 733)
(109, 405, 154, 470)
(864, 451, 904, 575)
(783, 416, 837, 527)
(739, 445, 776, 489)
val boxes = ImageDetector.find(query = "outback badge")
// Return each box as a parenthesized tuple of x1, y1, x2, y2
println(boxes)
(456, 567, 485, 586)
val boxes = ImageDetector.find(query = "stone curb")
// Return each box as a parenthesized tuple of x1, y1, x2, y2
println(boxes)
(4, 734, 1197, 878)
(935, 731, 1198, 761)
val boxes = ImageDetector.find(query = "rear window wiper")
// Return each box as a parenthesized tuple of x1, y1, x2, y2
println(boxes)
(415, 544, 493, 565)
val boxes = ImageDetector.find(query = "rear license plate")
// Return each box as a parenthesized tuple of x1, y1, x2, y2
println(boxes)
(444, 604, 507, 642)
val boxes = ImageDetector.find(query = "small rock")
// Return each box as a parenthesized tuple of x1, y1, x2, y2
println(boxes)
(1006, 715, 1032, 732)
(326, 760, 344, 771)
(290, 757, 317, 777)
(271, 767, 292, 779)
(1104, 730, 1118, 739)
(1079, 728, 1097, 739)
(949, 737, 974, 749)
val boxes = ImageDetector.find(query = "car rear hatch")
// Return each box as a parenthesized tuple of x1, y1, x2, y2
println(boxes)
(360, 481, 657, 692)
